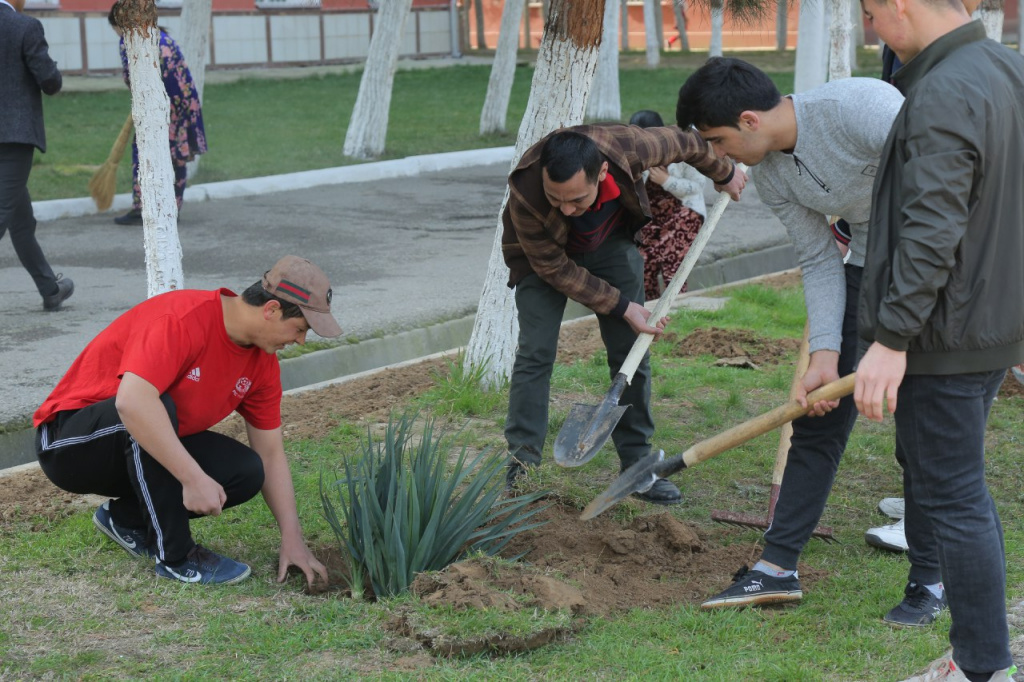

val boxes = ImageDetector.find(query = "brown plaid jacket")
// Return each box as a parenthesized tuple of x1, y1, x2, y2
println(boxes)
(501, 124, 732, 315)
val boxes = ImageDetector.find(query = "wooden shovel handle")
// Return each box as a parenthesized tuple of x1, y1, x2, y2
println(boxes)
(682, 373, 855, 469)
(618, 163, 749, 382)
(773, 322, 811, 485)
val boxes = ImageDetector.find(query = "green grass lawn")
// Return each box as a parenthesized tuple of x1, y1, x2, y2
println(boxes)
(3, 279, 1022, 680)
(28, 49, 885, 202)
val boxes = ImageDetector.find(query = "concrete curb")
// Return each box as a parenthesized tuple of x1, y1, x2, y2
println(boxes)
(0, 266, 800, 473)
(32, 146, 516, 222)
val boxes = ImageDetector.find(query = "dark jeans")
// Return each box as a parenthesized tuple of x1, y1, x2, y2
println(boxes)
(505, 229, 654, 470)
(896, 370, 1011, 670)
(0, 143, 58, 297)
(762, 265, 863, 569)
(36, 395, 264, 564)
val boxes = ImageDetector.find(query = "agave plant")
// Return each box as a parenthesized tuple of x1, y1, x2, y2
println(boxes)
(320, 412, 549, 599)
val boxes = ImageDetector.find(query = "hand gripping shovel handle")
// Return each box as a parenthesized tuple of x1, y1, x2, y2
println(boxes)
(563, 165, 749, 464)
(580, 373, 856, 520)
(617, 163, 749, 382)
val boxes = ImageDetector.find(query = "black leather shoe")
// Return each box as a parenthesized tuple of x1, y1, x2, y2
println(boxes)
(114, 208, 143, 225)
(505, 460, 538, 492)
(42, 275, 74, 311)
(632, 477, 682, 505)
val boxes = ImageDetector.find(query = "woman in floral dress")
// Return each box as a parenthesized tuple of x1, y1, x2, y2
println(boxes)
(628, 110, 707, 301)
(108, 6, 207, 225)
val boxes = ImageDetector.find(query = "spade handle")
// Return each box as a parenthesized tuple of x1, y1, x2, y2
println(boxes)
(679, 374, 856, 470)
(619, 164, 748, 382)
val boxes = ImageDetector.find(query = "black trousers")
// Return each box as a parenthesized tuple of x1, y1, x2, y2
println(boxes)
(762, 265, 863, 569)
(36, 395, 265, 564)
(0, 143, 57, 298)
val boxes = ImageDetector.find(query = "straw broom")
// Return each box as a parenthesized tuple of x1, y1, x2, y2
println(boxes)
(89, 114, 134, 211)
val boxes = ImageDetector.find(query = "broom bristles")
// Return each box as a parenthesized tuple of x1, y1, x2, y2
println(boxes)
(88, 162, 118, 211)
(89, 114, 134, 211)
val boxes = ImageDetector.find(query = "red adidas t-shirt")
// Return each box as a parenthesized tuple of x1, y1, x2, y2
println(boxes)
(33, 289, 282, 435)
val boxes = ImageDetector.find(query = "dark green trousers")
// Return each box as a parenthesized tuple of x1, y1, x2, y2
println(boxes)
(504, 229, 654, 470)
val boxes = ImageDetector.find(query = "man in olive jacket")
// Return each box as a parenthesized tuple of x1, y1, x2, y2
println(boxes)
(501, 124, 744, 503)
(856, 0, 1024, 677)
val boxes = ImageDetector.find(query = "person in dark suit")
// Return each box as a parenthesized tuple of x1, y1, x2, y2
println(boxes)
(0, 0, 74, 310)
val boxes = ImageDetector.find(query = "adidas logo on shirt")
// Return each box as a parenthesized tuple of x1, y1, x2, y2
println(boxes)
(186, 367, 201, 382)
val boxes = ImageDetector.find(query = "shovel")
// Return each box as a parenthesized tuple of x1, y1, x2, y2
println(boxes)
(553, 164, 748, 468)
(580, 373, 856, 520)
(708, 321, 835, 541)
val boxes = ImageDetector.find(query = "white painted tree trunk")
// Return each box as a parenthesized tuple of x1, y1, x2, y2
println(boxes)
(465, 0, 604, 389)
(776, 0, 788, 51)
(643, 0, 660, 67)
(473, 0, 487, 49)
(343, 0, 414, 159)
(586, 0, 621, 121)
(180, 0, 211, 180)
(828, 0, 852, 81)
(480, 0, 526, 135)
(977, 0, 1004, 42)
(673, 0, 690, 52)
(849, 0, 862, 69)
(125, 29, 184, 296)
(621, 0, 629, 49)
(794, 0, 828, 92)
(709, 0, 724, 57)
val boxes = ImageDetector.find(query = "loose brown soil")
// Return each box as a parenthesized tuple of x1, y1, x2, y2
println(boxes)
(5, 291, 1023, 657)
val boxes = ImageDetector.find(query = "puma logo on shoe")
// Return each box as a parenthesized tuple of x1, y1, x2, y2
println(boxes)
(743, 580, 764, 592)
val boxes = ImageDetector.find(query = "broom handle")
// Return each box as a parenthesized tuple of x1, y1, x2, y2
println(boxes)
(108, 114, 135, 164)
(680, 374, 856, 469)
(619, 163, 749, 382)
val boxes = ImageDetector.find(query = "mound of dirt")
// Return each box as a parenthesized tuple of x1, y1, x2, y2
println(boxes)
(361, 503, 826, 657)
(664, 327, 801, 367)
(315, 503, 825, 620)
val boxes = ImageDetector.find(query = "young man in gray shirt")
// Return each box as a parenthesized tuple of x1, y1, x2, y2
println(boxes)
(675, 59, 939, 626)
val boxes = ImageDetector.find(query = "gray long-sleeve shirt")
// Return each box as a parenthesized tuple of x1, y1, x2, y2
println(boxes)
(752, 77, 904, 353)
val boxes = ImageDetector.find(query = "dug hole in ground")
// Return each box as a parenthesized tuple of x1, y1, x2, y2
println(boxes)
(5, 270, 1024, 659)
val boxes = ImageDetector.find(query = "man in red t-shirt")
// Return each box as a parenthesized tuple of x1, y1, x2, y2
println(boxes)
(33, 256, 342, 587)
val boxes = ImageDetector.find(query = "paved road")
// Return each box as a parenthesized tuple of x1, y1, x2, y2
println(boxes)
(1, 160, 787, 425)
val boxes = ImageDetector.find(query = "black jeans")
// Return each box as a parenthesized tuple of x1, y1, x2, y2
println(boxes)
(36, 395, 264, 564)
(0, 143, 58, 297)
(505, 229, 654, 470)
(896, 370, 1011, 671)
(762, 265, 863, 569)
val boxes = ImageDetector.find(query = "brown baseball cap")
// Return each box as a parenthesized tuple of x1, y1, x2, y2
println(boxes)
(262, 256, 342, 338)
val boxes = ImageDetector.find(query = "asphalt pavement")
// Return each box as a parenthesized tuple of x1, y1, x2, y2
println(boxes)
(1, 58, 796, 467)
(2, 155, 791, 431)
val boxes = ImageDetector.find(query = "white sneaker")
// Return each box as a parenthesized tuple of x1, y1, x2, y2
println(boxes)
(898, 651, 1017, 681)
(865, 517, 908, 552)
(878, 497, 906, 519)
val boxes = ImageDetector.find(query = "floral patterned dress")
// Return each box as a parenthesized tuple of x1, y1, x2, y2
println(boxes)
(639, 163, 706, 301)
(120, 30, 207, 210)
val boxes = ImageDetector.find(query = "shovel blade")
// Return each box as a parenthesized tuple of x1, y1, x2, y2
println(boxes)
(554, 401, 628, 467)
(579, 450, 664, 520)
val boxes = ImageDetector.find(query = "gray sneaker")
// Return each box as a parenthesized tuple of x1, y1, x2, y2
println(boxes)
(877, 496, 906, 519)
(884, 581, 946, 627)
(899, 652, 1017, 681)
